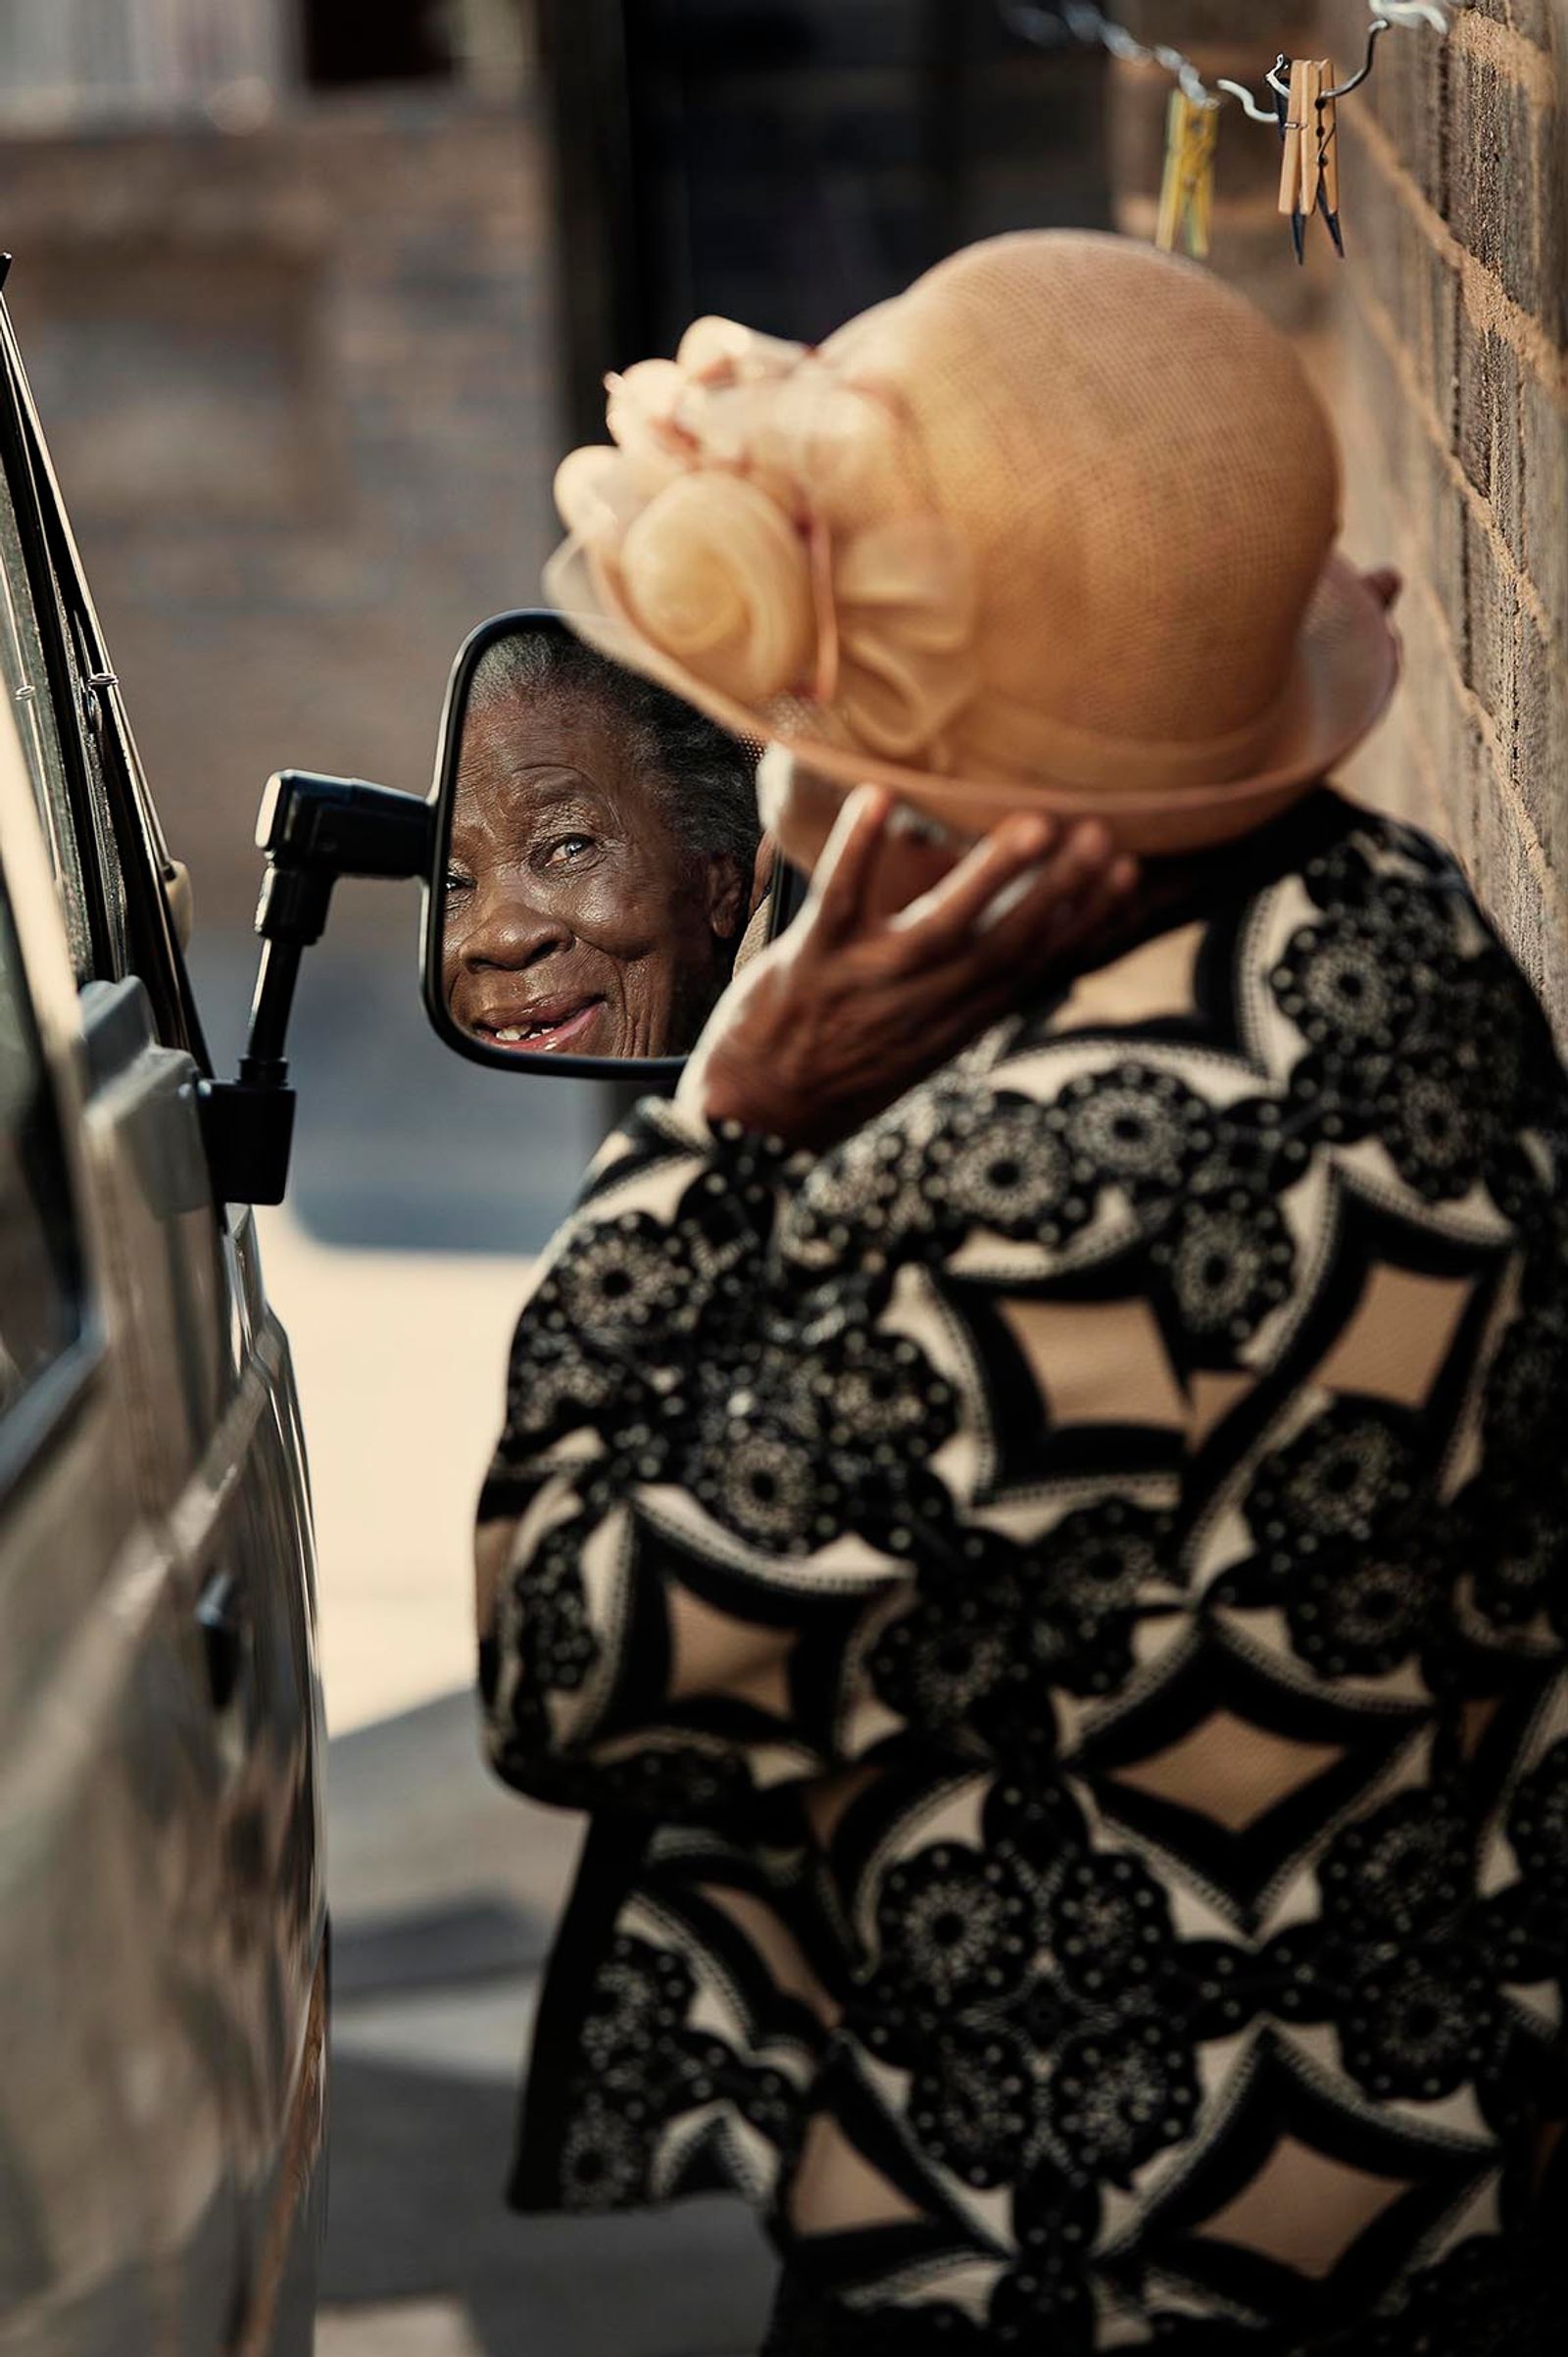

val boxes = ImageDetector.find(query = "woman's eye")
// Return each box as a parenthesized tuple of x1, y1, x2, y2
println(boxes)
(544, 834, 596, 866)
(444, 865, 474, 896)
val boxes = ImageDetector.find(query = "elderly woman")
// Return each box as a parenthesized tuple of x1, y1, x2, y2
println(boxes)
(442, 621, 761, 1058)
(476, 235, 1568, 2352)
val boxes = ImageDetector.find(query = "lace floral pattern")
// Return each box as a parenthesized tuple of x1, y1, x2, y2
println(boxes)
(481, 794, 1568, 2351)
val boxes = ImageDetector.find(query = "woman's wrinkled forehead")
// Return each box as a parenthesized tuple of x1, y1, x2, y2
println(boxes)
(464, 680, 640, 797)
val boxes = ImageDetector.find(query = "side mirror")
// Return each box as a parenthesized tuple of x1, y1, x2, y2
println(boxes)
(420, 609, 783, 1076)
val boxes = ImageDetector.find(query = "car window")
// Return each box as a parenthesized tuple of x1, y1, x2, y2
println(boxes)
(0, 866, 83, 1416)
(0, 466, 96, 984)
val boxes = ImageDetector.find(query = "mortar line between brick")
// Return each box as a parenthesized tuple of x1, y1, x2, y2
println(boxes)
(1391, 683, 1563, 960)
(1482, 758, 1565, 932)
(1404, 556, 1565, 923)
(1404, 698, 1452, 829)
(1352, 273, 1559, 653)
(1373, 491, 1566, 924)
(1347, 105, 1568, 410)
(1453, 9, 1560, 111)
(1327, 423, 1565, 952)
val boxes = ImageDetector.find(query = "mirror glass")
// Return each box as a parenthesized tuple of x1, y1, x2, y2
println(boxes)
(425, 612, 777, 1072)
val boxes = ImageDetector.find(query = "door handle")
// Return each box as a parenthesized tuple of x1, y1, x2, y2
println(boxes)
(195, 1569, 247, 1711)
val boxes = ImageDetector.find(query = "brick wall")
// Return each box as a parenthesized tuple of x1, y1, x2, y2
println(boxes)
(1322, 0, 1568, 1040)
(1107, 4, 1568, 1037)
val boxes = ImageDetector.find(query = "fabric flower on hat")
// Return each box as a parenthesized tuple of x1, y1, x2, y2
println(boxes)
(553, 315, 978, 766)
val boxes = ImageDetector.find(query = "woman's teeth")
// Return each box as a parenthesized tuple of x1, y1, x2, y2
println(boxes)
(488, 1011, 583, 1044)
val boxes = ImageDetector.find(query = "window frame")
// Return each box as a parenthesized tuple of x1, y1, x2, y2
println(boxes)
(0, 674, 106, 1511)
(0, 285, 211, 1071)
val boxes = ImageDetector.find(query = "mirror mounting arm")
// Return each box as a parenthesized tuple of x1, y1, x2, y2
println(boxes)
(199, 769, 435, 1206)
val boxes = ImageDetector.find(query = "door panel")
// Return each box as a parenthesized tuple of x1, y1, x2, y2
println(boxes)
(0, 273, 324, 2356)
(0, 683, 323, 2352)
(72, 981, 326, 2342)
(0, 909, 234, 2352)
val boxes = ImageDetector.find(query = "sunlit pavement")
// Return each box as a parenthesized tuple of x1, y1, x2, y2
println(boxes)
(255, 1203, 536, 1736)
(316, 2305, 487, 2355)
(316, 2303, 758, 2357)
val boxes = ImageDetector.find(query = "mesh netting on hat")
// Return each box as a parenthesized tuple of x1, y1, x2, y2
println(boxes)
(545, 231, 1392, 849)
(821, 232, 1340, 776)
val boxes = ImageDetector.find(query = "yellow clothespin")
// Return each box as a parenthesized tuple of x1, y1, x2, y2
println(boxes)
(1156, 90, 1220, 259)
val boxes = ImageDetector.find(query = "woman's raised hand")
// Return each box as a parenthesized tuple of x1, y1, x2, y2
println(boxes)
(679, 787, 1137, 1154)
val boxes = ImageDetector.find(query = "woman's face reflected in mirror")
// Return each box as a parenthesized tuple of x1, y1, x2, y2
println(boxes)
(441, 630, 766, 1060)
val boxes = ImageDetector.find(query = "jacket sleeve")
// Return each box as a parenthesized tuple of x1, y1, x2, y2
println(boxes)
(477, 1082, 1192, 1818)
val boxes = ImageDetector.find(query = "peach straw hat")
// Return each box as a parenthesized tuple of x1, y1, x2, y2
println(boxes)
(545, 230, 1400, 856)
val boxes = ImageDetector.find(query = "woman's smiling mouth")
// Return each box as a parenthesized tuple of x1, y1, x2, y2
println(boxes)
(472, 997, 608, 1055)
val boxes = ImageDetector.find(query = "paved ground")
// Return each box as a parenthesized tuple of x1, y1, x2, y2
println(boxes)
(314, 1690, 778, 2355)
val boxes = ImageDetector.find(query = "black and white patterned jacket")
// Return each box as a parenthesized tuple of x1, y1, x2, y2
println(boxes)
(478, 790, 1568, 2354)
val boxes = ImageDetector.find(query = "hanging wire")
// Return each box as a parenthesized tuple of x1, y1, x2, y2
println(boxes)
(997, 2, 1221, 110)
(1002, 0, 1456, 125)
(1216, 74, 1283, 123)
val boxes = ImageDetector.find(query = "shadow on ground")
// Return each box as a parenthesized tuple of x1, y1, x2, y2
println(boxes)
(324, 1692, 777, 2357)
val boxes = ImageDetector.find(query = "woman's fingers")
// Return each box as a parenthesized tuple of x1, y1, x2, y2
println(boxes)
(886, 813, 1059, 961)
(903, 817, 1124, 979)
(805, 795, 1130, 1007)
(806, 786, 895, 947)
(984, 835, 1137, 976)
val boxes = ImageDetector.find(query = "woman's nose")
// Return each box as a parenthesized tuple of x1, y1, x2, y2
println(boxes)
(460, 881, 572, 970)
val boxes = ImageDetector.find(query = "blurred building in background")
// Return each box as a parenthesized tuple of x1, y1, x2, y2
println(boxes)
(0, 0, 543, 943)
(0, 0, 288, 125)
(537, 0, 1114, 442)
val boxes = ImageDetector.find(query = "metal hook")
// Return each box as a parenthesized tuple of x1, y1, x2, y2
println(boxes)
(1372, 2, 1453, 30)
(1323, 17, 1391, 102)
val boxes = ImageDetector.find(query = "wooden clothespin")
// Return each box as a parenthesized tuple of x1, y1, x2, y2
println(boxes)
(1156, 90, 1220, 259)
(1277, 59, 1344, 263)
(1316, 60, 1344, 255)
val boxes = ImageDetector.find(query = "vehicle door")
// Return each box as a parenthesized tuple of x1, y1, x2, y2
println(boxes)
(0, 283, 324, 2356)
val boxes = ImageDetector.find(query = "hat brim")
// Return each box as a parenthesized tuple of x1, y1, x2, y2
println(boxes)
(544, 543, 1400, 857)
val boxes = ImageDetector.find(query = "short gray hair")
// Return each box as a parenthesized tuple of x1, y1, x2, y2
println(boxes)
(468, 625, 761, 872)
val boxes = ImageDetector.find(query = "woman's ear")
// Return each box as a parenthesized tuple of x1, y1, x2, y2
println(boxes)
(704, 854, 748, 942)
(750, 834, 777, 917)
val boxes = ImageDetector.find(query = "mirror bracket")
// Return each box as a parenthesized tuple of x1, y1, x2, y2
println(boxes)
(202, 770, 434, 1205)
(197, 1073, 297, 1208)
